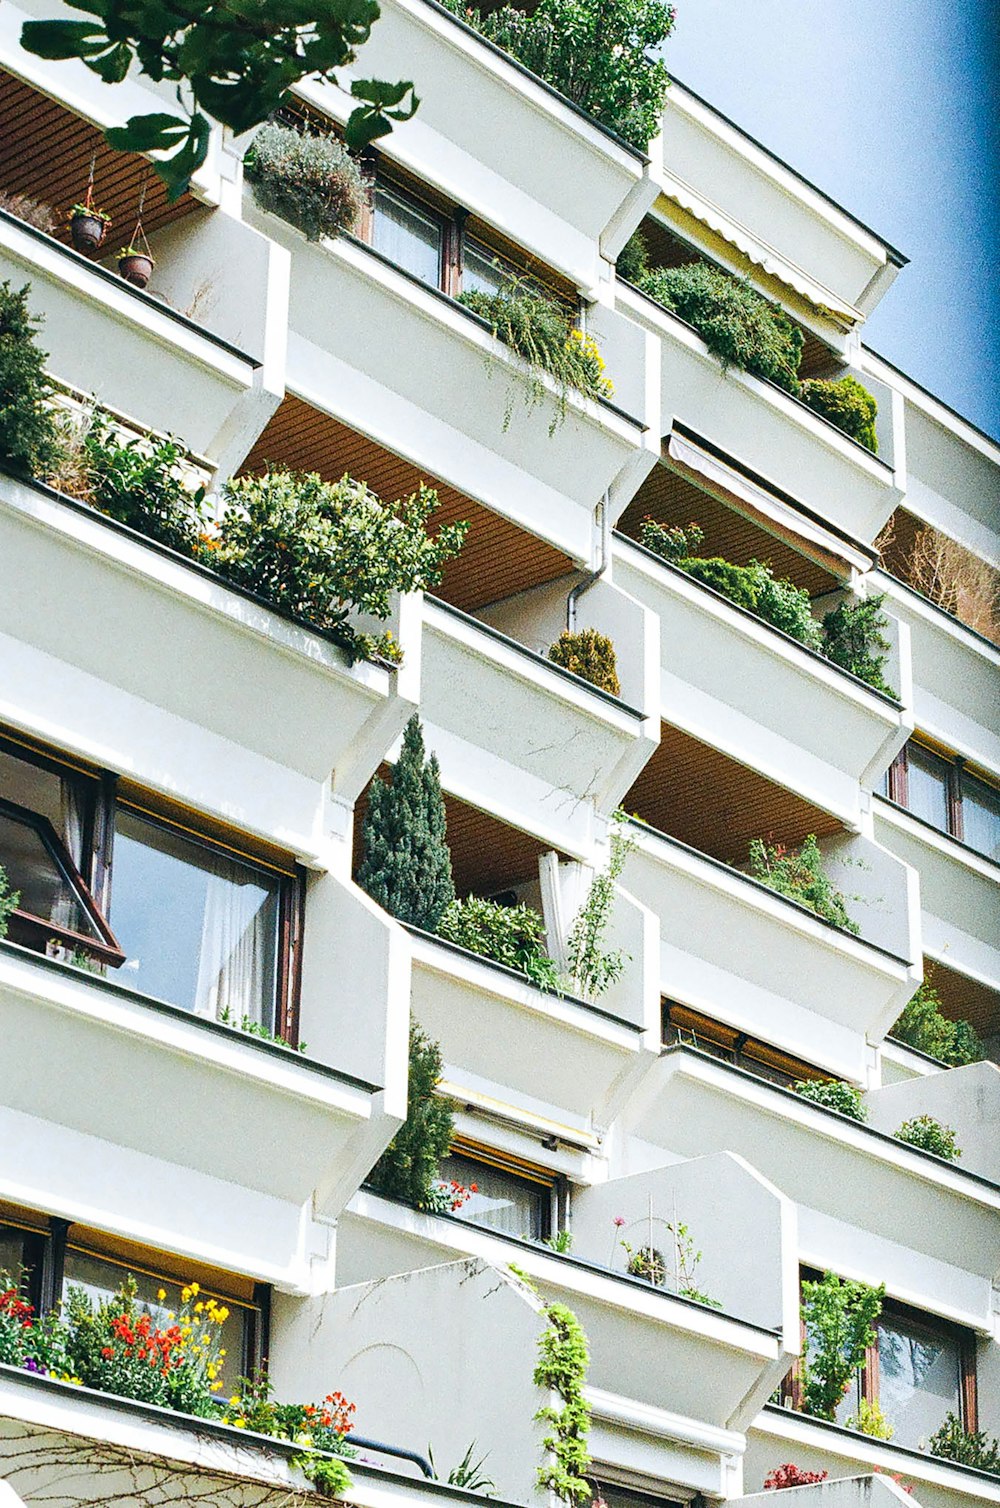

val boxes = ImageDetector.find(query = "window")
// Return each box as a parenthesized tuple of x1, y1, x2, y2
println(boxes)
(885, 740, 1000, 864)
(961, 772, 1000, 862)
(462, 237, 514, 298)
(906, 744, 951, 831)
(372, 184, 443, 287)
(437, 1150, 554, 1242)
(592, 1483, 687, 1508)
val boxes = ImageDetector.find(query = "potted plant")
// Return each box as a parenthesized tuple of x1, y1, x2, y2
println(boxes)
(69, 202, 112, 253)
(117, 245, 154, 288)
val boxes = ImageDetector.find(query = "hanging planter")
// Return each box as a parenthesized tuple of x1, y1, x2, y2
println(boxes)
(69, 203, 111, 253)
(117, 245, 155, 288)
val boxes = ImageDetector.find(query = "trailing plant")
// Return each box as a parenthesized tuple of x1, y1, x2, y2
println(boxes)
(792, 1078, 867, 1122)
(367, 1021, 456, 1209)
(800, 1271, 884, 1422)
(440, 0, 674, 149)
(458, 276, 612, 433)
(0, 281, 61, 478)
(801, 376, 878, 454)
(0, 864, 20, 939)
(534, 1302, 592, 1505)
(358, 716, 456, 931)
(747, 834, 860, 934)
(548, 629, 621, 696)
(437, 895, 561, 993)
(634, 261, 803, 395)
(616, 230, 650, 285)
(218, 1005, 307, 1054)
(429, 1441, 496, 1493)
(763, 1465, 829, 1490)
(563, 811, 635, 999)
(21, 3, 417, 200)
(210, 471, 467, 663)
(293, 1452, 355, 1497)
(890, 977, 984, 1067)
(893, 1114, 961, 1162)
(927, 1413, 1000, 1476)
(847, 1398, 894, 1440)
(821, 594, 897, 696)
(0, 189, 59, 235)
(244, 122, 366, 241)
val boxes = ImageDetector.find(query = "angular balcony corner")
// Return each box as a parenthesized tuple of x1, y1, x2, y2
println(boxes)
(731, 1474, 926, 1508)
(621, 1046, 1000, 1329)
(0, 204, 285, 478)
(0, 876, 408, 1285)
(241, 195, 658, 564)
(0, 472, 417, 851)
(294, 0, 657, 289)
(616, 279, 901, 543)
(622, 821, 921, 1081)
(865, 1060, 1000, 1185)
(613, 533, 912, 825)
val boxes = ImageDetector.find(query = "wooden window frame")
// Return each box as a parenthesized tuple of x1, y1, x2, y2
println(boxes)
(887, 740, 1000, 862)
(445, 1139, 561, 1242)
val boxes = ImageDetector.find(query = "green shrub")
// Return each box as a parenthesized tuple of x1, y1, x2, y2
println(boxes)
(800, 1272, 884, 1422)
(358, 715, 456, 932)
(548, 629, 621, 695)
(748, 834, 859, 934)
(367, 1022, 456, 1208)
(746, 563, 824, 651)
(76, 411, 208, 556)
(441, 0, 675, 149)
(821, 594, 897, 696)
(635, 261, 803, 394)
(801, 375, 878, 453)
(437, 895, 561, 992)
(846, 1398, 894, 1441)
(0, 281, 61, 477)
(793, 1079, 867, 1121)
(894, 1114, 961, 1161)
(211, 469, 467, 661)
(928, 1414, 1000, 1476)
(891, 979, 985, 1067)
(616, 230, 650, 284)
(293, 1454, 354, 1499)
(637, 517, 704, 564)
(678, 556, 761, 613)
(0, 864, 19, 939)
(244, 122, 366, 242)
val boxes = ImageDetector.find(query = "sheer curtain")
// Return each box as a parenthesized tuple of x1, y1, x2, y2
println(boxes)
(194, 856, 276, 1028)
(52, 778, 88, 929)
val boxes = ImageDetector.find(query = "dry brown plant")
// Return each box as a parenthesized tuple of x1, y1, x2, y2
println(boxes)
(907, 524, 1000, 645)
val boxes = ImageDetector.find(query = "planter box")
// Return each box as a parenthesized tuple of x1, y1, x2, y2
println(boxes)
(614, 536, 911, 825)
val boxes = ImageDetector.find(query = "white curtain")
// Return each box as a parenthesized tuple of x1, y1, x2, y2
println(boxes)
(194, 860, 275, 1027)
(52, 779, 87, 929)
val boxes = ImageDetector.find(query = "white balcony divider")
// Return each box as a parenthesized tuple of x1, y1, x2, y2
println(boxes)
(731, 1475, 922, 1508)
(865, 1061, 1000, 1185)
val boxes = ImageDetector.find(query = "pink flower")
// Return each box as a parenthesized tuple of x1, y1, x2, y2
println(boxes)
(613, 1216, 626, 1228)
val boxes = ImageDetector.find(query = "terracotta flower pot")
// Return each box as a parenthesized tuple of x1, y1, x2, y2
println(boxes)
(118, 253, 153, 289)
(69, 212, 108, 254)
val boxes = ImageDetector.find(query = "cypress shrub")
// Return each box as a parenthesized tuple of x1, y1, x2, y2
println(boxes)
(367, 1021, 455, 1207)
(821, 593, 896, 696)
(548, 629, 621, 696)
(0, 281, 60, 477)
(616, 230, 650, 284)
(358, 715, 456, 931)
(801, 375, 879, 453)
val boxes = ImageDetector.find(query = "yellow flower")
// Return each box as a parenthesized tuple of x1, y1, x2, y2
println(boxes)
(157, 1289, 166, 1302)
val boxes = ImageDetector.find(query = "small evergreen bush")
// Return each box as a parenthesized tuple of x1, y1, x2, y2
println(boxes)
(75, 411, 208, 556)
(822, 593, 897, 696)
(616, 230, 650, 285)
(894, 1114, 961, 1162)
(800, 1271, 884, 1422)
(245, 122, 366, 241)
(634, 261, 803, 395)
(358, 716, 456, 931)
(748, 834, 860, 934)
(0, 281, 61, 477)
(437, 895, 561, 992)
(928, 1414, 1000, 1476)
(793, 1079, 867, 1121)
(801, 375, 879, 453)
(367, 1022, 456, 1209)
(637, 518, 704, 564)
(548, 629, 621, 696)
(891, 979, 985, 1067)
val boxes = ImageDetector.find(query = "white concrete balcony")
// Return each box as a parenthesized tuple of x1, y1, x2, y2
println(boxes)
(613, 535, 912, 825)
(0, 472, 417, 853)
(617, 281, 901, 543)
(242, 197, 658, 564)
(873, 798, 1000, 1000)
(622, 821, 920, 1082)
(866, 1061, 1000, 1186)
(294, 0, 656, 290)
(0, 204, 284, 477)
(874, 573, 1000, 777)
(747, 1407, 1000, 1508)
(622, 1047, 1000, 1329)
(0, 881, 408, 1286)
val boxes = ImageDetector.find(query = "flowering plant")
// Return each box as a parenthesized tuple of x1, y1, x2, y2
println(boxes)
(0, 1276, 73, 1378)
(422, 1178, 478, 1215)
(223, 1368, 357, 1454)
(763, 1464, 828, 1490)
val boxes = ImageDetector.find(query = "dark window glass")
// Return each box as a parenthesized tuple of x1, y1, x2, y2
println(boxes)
(960, 772, 1000, 862)
(877, 1315, 962, 1450)
(110, 809, 281, 1027)
(438, 1153, 551, 1241)
(906, 745, 950, 831)
(594, 1484, 686, 1508)
(0, 805, 102, 939)
(373, 186, 442, 286)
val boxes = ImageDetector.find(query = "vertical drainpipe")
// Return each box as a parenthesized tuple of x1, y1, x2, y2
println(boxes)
(567, 491, 611, 630)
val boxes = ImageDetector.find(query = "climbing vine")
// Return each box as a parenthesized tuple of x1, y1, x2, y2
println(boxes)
(533, 1302, 592, 1505)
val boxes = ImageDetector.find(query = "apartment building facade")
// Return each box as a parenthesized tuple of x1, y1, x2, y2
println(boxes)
(0, 6, 998, 1508)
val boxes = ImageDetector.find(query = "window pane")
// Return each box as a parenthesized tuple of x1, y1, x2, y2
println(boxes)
(438, 1154, 550, 1241)
(877, 1316, 962, 1449)
(62, 1247, 248, 1391)
(595, 1485, 686, 1508)
(0, 748, 89, 869)
(961, 773, 1000, 861)
(906, 745, 950, 831)
(0, 808, 101, 938)
(462, 241, 510, 298)
(111, 810, 280, 1027)
(373, 187, 442, 286)
(0, 1225, 33, 1283)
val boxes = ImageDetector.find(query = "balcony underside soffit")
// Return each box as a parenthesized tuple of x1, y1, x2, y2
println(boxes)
(929, 956, 1000, 1047)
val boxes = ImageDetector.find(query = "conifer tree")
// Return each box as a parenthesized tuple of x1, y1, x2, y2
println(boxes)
(366, 1021, 455, 1207)
(358, 715, 455, 930)
(0, 281, 60, 478)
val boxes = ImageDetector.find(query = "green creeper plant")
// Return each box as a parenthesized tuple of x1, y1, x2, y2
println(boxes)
(821, 594, 897, 697)
(0, 282, 61, 479)
(244, 122, 366, 242)
(358, 716, 456, 930)
(440, 0, 675, 149)
(801, 376, 879, 453)
(534, 1302, 592, 1505)
(800, 1271, 885, 1422)
(437, 896, 561, 993)
(793, 1079, 867, 1122)
(747, 834, 860, 934)
(893, 1115, 961, 1162)
(367, 1021, 455, 1208)
(928, 1414, 1000, 1476)
(20, 1, 418, 199)
(548, 629, 621, 696)
(890, 978, 984, 1067)
(563, 810, 635, 999)
(0, 864, 20, 939)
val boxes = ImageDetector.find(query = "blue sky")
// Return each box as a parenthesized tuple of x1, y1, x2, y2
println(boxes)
(664, 0, 1000, 441)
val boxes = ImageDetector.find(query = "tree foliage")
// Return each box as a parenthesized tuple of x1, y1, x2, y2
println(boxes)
(747, 835, 860, 934)
(822, 593, 897, 696)
(563, 810, 635, 999)
(0, 281, 61, 478)
(367, 1021, 456, 1208)
(890, 977, 984, 1067)
(21, 0, 418, 198)
(800, 1271, 884, 1422)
